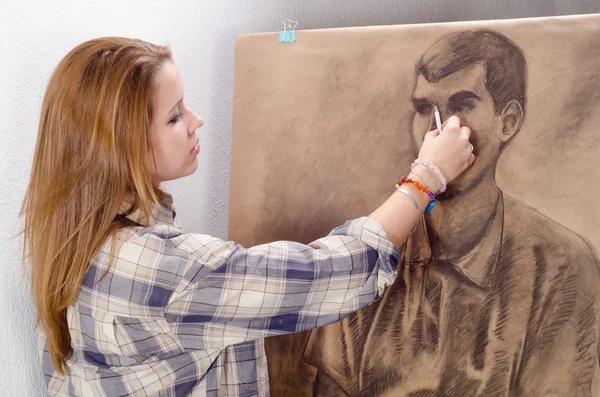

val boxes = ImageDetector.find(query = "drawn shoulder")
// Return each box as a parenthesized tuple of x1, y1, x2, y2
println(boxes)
(503, 193, 600, 286)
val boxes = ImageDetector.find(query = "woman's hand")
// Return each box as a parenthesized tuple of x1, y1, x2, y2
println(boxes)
(416, 115, 475, 186)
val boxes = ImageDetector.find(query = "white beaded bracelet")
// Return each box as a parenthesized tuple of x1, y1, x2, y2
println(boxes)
(411, 159, 447, 193)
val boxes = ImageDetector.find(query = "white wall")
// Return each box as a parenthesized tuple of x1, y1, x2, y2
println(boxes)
(1, 0, 597, 395)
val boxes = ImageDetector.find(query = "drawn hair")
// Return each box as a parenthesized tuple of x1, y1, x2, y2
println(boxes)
(417, 30, 527, 116)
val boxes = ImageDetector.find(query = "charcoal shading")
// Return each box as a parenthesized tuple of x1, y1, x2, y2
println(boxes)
(260, 29, 600, 397)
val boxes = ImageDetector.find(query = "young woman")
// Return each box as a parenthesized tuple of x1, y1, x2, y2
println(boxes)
(21, 37, 474, 396)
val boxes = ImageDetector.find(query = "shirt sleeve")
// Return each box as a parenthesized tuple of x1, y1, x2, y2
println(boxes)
(165, 216, 401, 349)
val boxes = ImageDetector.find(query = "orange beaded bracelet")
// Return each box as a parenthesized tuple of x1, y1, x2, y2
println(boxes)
(396, 176, 437, 213)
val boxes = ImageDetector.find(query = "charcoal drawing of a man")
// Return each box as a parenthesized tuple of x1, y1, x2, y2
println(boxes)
(282, 30, 600, 397)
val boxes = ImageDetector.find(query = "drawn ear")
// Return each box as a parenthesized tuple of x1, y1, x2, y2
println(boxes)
(499, 99, 524, 143)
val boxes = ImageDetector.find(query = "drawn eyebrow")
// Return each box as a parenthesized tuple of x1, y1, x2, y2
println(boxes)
(412, 97, 432, 106)
(448, 90, 481, 107)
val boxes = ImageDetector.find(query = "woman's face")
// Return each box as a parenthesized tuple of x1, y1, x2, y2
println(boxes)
(149, 60, 204, 183)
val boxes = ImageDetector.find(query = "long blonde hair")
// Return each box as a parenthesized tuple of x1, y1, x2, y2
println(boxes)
(20, 37, 172, 375)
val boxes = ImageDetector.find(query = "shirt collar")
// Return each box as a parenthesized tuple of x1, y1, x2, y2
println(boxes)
(117, 190, 177, 227)
(404, 192, 504, 288)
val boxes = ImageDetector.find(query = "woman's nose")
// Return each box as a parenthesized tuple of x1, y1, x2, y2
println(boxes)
(190, 113, 204, 133)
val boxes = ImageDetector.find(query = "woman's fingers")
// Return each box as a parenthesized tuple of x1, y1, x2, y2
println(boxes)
(441, 115, 461, 135)
(468, 153, 476, 166)
(424, 129, 440, 142)
(459, 126, 471, 140)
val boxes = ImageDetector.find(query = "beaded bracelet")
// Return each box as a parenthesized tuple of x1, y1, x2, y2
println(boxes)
(396, 176, 437, 214)
(412, 163, 440, 193)
(411, 159, 447, 193)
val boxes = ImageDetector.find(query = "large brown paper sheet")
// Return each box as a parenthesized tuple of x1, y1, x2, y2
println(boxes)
(229, 14, 600, 396)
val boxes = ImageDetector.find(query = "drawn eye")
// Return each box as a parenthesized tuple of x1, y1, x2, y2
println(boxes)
(415, 104, 433, 116)
(449, 101, 476, 114)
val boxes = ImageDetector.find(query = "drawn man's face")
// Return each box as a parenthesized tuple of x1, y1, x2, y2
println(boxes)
(411, 64, 503, 196)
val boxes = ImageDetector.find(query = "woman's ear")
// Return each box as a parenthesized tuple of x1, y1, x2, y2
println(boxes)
(499, 99, 524, 143)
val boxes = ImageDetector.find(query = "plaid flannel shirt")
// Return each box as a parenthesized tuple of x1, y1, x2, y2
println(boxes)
(39, 191, 401, 396)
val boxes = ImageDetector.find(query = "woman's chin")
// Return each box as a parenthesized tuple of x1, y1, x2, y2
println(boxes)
(185, 160, 199, 176)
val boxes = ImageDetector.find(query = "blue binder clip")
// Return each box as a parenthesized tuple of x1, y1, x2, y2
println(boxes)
(279, 19, 297, 43)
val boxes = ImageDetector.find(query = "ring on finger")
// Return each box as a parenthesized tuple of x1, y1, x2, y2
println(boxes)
(468, 143, 474, 152)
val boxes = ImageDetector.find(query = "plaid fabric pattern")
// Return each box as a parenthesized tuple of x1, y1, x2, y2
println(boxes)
(39, 191, 400, 396)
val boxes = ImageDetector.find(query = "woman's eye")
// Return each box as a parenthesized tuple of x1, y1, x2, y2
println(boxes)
(169, 113, 182, 124)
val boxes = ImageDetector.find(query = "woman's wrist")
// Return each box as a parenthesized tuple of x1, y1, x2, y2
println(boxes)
(408, 171, 437, 196)
(410, 164, 441, 194)
(411, 159, 447, 194)
(403, 173, 431, 211)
